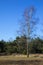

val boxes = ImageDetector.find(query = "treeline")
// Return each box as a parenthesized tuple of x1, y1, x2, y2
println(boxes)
(0, 36, 43, 55)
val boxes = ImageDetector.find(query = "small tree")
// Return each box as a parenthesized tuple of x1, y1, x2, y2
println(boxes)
(18, 6, 38, 57)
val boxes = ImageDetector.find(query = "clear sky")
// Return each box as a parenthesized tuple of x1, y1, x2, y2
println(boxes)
(0, 0, 43, 41)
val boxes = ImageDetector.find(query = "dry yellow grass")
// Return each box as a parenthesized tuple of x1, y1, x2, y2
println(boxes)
(0, 54, 43, 65)
(0, 54, 43, 61)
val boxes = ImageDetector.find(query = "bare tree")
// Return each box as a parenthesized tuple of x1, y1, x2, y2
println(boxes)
(18, 6, 38, 57)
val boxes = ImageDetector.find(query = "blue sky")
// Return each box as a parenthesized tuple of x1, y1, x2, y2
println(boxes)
(0, 0, 43, 41)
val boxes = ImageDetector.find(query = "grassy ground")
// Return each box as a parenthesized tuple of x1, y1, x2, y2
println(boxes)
(0, 54, 43, 65)
(0, 54, 43, 61)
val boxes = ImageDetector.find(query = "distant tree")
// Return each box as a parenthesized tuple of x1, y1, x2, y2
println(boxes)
(0, 40, 6, 53)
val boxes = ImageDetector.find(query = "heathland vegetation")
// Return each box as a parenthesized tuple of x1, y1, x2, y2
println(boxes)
(0, 36, 43, 55)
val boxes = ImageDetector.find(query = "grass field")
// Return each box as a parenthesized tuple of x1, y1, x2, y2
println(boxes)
(0, 54, 43, 65)
(0, 54, 43, 61)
